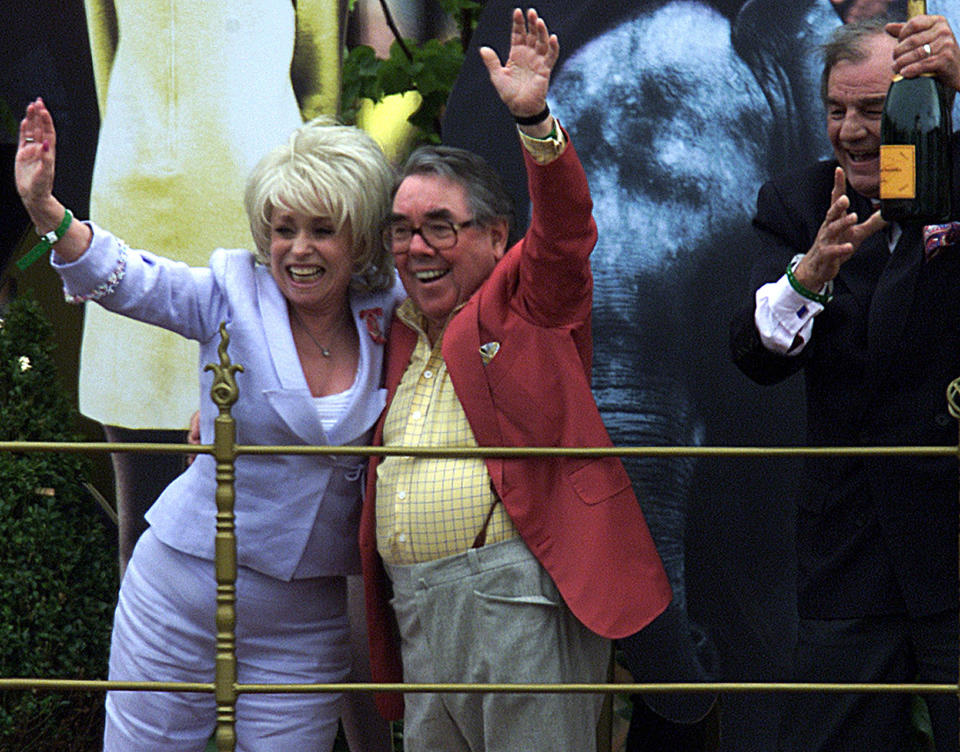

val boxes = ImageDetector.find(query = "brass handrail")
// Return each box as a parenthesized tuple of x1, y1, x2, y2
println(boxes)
(3, 324, 958, 751)
(0, 442, 955, 458)
(1, 679, 956, 695)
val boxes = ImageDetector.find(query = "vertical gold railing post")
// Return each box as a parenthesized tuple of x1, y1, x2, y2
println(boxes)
(205, 323, 244, 752)
(945, 377, 960, 716)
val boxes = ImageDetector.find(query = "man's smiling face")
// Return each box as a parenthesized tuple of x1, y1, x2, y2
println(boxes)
(390, 174, 507, 343)
(825, 32, 896, 199)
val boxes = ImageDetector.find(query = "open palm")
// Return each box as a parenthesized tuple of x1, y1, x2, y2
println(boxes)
(480, 8, 559, 118)
(15, 99, 57, 208)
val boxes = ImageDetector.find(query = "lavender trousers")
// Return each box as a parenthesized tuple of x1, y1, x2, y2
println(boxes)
(104, 528, 351, 751)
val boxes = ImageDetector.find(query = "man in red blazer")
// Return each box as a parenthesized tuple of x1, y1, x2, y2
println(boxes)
(359, 8, 671, 750)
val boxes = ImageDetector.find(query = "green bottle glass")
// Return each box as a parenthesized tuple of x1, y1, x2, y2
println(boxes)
(880, 0, 953, 224)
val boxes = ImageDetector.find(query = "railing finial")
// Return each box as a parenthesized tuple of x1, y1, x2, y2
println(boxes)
(205, 322, 244, 415)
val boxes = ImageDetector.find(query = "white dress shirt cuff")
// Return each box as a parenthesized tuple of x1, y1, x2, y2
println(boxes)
(754, 275, 821, 355)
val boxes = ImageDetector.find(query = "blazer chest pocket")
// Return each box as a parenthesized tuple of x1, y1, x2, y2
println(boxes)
(568, 457, 632, 506)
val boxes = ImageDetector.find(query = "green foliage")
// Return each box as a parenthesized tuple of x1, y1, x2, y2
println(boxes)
(0, 295, 117, 750)
(341, 0, 483, 143)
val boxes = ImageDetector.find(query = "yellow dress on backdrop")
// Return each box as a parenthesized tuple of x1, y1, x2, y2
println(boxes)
(82, 0, 338, 428)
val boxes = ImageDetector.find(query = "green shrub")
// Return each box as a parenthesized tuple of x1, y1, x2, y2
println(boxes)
(0, 294, 117, 750)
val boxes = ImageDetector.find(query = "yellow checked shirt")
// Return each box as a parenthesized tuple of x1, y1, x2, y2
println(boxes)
(375, 125, 567, 566)
(376, 300, 517, 565)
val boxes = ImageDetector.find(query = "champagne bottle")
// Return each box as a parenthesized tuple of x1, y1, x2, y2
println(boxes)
(880, 0, 953, 224)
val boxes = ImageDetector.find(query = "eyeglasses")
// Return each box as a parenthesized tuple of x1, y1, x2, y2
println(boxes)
(382, 218, 476, 253)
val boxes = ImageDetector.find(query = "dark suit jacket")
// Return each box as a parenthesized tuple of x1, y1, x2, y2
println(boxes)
(360, 138, 672, 720)
(730, 157, 960, 621)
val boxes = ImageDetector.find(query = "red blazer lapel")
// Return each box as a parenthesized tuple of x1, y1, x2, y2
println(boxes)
(442, 272, 510, 492)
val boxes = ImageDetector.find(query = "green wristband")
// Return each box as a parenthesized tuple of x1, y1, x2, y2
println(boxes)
(785, 259, 832, 305)
(17, 208, 73, 271)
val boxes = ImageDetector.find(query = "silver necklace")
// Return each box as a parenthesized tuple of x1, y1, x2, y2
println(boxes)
(291, 308, 332, 358)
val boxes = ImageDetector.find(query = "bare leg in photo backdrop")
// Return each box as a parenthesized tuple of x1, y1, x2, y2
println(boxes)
(104, 425, 185, 578)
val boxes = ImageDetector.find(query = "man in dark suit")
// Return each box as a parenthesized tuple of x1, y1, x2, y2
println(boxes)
(731, 13, 960, 752)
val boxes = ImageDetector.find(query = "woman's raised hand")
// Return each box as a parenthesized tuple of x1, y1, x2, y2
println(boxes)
(15, 98, 91, 261)
(15, 98, 58, 218)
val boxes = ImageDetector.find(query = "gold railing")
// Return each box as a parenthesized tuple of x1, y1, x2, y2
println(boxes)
(2, 323, 958, 750)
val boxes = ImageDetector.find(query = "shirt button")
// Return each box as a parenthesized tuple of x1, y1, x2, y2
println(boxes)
(411, 410, 422, 421)
(423, 370, 433, 379)
(397, 490, 406, 500)
(397, 533, 407, 543)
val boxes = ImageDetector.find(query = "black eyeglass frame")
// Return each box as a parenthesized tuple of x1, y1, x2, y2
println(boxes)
(382, 218, 477, 253)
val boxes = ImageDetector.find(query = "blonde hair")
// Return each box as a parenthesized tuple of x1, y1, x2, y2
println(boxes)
(244, 117, 396, 293)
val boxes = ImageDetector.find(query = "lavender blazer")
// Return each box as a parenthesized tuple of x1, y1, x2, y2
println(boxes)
(55, 223, 404, 579)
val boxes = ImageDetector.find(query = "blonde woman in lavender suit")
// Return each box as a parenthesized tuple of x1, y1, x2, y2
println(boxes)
(15, 99, 404, 751)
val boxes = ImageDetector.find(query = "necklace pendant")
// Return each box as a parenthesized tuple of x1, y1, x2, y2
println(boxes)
(290, 307, 334, 358)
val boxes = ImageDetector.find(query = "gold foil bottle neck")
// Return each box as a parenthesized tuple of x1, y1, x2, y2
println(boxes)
(907, 0, 927, 19)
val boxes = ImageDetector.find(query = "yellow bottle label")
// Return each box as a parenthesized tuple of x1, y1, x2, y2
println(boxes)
(907, 0, 927, 18)
(880, 144, 916, 199)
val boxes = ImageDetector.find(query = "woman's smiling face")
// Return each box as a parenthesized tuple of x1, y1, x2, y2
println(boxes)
(268, 208, 354, 315)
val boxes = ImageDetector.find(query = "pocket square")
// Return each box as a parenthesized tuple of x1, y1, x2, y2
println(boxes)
(479, 341, 500, 365)
(923, 222, 960, 262)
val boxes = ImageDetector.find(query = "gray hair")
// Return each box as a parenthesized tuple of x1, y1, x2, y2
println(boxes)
(244, 117, 396, 293)
(397, 145, 516, 243)
(820, 17, 891, 104)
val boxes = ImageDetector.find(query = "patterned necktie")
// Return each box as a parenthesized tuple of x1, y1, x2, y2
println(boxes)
(922, 221, 960, 261)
